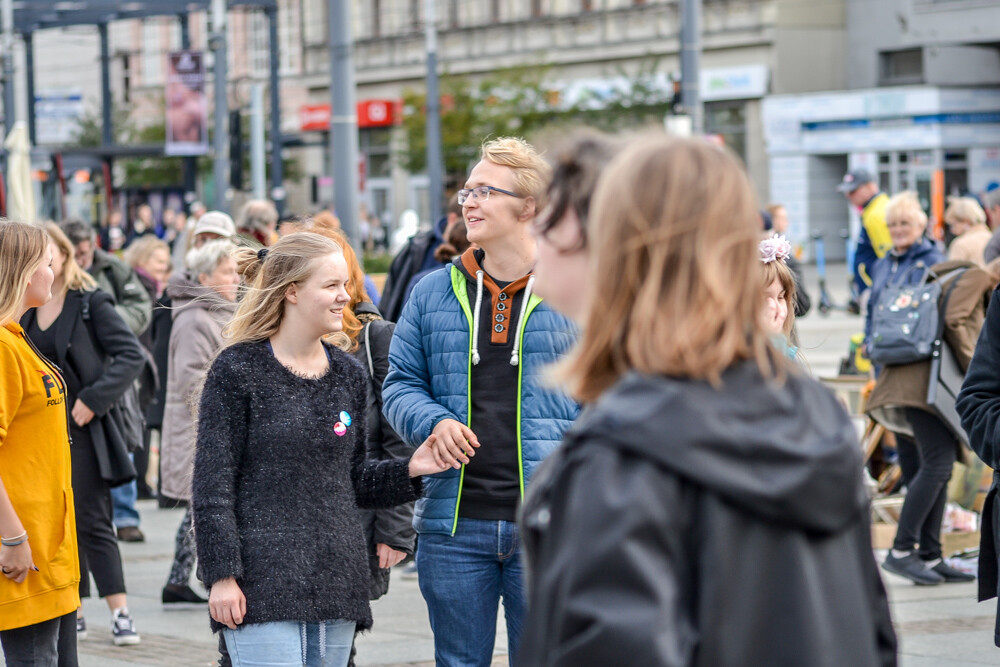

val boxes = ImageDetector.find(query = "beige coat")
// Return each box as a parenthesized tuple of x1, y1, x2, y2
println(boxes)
(947, 225, 993, 267)
(159, 274, 236, 501)
(867, 260, 997, 452)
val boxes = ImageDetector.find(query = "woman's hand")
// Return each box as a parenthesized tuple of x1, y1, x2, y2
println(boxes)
(209, 577, 246, 630)
(375, 543, 408, 569)
(429, 419, 480, 470)
(408, 435, 452, 477)
(71, 400, 95, 427)
(0, 542, 36, 584)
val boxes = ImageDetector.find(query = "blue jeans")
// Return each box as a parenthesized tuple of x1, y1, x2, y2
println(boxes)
(112, 454, 140, 528)
(417, 518, 525, 667)
(111, 480, 140, 528)
(223, 619, 355, 667)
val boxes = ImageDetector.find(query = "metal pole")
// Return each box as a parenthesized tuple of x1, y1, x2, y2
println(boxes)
(2, 0, 15, 136)
(680, 0, 702, 134)
(424, 0, 444, 224)
(99, 23, 112, 146)
(179, 13, 198, 206)
(250, 83, 266, 199)
(24, 31, 35, 145)
(328, 0, 361, 252)
(266, 6, 284, 214)
(211, 0, 229, 212)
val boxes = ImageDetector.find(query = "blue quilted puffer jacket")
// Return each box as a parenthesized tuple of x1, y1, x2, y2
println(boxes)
(382, 264, 580, 536)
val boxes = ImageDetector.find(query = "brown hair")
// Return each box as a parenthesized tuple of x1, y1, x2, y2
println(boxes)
(44, 223, 97, 294)
(122, 234, 170, 272)
(535, 129, 623, 250)
(0, 220, 49, 325)
(761, 257, 797, 337)
(223, 232, 344, 348)
(434, 219, 471, 263)
(559, 135, 775, 402)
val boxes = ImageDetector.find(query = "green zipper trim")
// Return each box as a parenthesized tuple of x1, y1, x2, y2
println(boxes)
(449, 266, 474, 537)
(515, 293, 543, 500)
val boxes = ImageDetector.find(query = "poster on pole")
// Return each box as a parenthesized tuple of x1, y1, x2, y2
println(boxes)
(165, 51, 208, 156)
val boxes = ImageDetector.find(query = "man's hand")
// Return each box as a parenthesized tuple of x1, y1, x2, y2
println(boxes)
(376, 543, 408, 569)
(431, 419, 480, 469)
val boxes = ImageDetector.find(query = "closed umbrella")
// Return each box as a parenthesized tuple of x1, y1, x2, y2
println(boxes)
(3, 121, 35, 223)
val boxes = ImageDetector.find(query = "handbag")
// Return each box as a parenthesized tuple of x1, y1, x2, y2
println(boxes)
(926, 268, 971, 447)
(868, 262, 941, 366)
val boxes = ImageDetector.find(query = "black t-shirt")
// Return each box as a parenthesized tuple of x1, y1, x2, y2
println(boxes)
(459, 257, 531, 522)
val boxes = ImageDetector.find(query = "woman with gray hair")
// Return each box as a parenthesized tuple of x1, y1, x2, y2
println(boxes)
(160, 239, 239, 605)
(236, 199, 279, 248)
(945, 196, 991, 266)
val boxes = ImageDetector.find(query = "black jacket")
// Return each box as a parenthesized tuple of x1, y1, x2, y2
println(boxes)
(956, 287, 1000, 645)
(21, 289, 145, 486)
(351, 302, 416, 600)
(519, 363, 897, 667)
(378, 219, 445, 323)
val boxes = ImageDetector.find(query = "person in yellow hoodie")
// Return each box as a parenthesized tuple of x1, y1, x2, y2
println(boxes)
(0, 219, 80, 665)
(838, 168, 892, 306)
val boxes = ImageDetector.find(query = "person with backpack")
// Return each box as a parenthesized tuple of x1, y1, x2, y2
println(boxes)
(20, 224, 145, 647)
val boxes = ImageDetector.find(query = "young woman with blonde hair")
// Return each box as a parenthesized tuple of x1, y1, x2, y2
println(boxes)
(518, 136, 897, 666)
(0, 219, 80, 665)
(192, 232, 445, 667)
(21, 223, 146, 647)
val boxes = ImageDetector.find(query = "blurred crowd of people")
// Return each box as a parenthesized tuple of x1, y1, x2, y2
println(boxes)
(8, 129, 1000, 667)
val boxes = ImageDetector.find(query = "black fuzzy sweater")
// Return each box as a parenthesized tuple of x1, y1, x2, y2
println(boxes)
(192, 340, 422, 633)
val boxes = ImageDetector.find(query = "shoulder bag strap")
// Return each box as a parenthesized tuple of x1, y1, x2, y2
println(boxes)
(364, 321, 375, 378)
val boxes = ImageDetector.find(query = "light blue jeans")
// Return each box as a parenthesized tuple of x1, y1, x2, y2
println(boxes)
(111, 454, 140, 528)
(223, 620, 356, 667)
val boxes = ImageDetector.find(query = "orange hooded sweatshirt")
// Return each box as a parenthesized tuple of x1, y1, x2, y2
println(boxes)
(0, 322, 79, 631)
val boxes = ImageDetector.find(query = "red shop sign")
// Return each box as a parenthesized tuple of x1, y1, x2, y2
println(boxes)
(300, 99, 399, 132)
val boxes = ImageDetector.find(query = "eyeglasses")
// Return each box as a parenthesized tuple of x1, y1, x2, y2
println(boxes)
(457, 185, 523, 205)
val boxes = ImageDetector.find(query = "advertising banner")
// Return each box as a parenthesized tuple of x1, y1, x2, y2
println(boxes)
(165, 51, 208, 156)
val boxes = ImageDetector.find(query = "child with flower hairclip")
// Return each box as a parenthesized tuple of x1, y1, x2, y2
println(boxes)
(759, 233, 799, 358)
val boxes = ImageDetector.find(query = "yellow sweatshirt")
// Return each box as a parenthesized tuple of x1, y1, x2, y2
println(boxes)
(0, 322, 79, 631)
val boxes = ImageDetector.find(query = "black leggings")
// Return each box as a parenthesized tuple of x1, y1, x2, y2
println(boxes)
(0, 610, 77, 667)
(71, 428, 127, 598)
(892, 408, 958, 560)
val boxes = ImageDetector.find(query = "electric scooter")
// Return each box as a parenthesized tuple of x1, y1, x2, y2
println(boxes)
(811, 230, 856, 316)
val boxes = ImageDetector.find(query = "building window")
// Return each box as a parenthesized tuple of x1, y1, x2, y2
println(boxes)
(879, 48, 924, 85)
(249, 10, 269, 77)
(360, 128, 393, 178)
(531, 0, 544, 16)
(278, 0, 301, 75)
(142, 20, 162, 85)
(704, 101, 746, 163)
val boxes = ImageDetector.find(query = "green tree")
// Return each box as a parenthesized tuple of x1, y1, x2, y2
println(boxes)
(399, 60, 676, 189)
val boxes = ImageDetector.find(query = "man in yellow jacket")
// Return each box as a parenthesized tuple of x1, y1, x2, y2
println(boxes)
(838, 168, 892, 303)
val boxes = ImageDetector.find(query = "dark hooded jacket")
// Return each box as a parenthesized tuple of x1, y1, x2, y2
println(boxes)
(350, 301, 415, 599)
(518, 362, 897, 667)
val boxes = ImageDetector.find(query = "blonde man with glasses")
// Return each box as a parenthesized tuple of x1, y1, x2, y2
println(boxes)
(382, 137, 579, 666)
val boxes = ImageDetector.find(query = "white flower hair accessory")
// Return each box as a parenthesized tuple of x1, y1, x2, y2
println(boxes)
(759, 233, 791, 265)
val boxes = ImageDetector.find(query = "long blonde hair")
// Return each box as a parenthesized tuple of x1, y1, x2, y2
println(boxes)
(44, 223, 97, 294)
(0, 219, 49, 325)
(223, 232, 344, 348)
(560, 135, 775, 402)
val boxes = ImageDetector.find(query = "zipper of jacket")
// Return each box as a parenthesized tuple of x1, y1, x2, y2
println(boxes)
(514, 295, 542, 501)
(450, 266, 474, 536)
(19, 330, 74, 448)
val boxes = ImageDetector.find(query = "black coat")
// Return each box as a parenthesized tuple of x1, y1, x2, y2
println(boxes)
(350, 303, 416, 600)
(21, 289, 145, 486)
(379, 223, 443, 323)
(956, 287, 1000, 645)
(519, 364, 897, 667)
